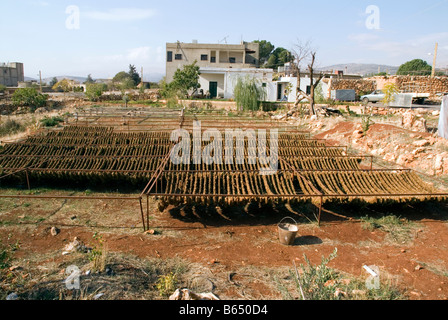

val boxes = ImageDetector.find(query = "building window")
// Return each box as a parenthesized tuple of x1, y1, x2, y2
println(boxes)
(201, 54, 208, 61)
(211, 57, 216, 63)
(229, 57, 236, 63)
(175, 54, 182, 60)
(167, 51, 173, 62)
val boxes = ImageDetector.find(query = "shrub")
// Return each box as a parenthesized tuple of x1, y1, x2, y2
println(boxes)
(0, 119, 26, 137)
(40, 116, 64, 127)
(11, 88, 48, 110)
(234, 76, 266, 111)
(86, 83, 107, 101)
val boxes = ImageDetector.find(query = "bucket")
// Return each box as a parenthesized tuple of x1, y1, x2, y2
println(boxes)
(278, 217, 298, 246)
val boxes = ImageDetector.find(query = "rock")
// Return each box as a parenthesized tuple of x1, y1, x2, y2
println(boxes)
(412, 148, 426, 156)
(435, 154, 444, 171)
(352, 130, 364, 139)
(50, 227, 60, 236)
(310, 115, 318, 121)
(93, 293, 105, 300)
(412, 140, 430, 147)
(62, 237, 89, 255)
(34, 107, 48, 114)
(397, 153, 414, 166)
(383, 153, 396, 162)
(415, 264, 424, 271)
(6, 293, 19, 300)
(432, 110, 440, 116)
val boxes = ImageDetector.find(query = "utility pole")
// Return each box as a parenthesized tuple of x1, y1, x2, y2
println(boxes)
(431, 42, 438, 78)
(39, 71, 43, 92)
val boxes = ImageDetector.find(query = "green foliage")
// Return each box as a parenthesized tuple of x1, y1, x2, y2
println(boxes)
(361, 215, 419, 244)
(52, 79, 73, 93)
(265, 47, 293, 69)
(314, 83, 325, 103)
(40, 116, 64, 127)
(397, 59, 432, 76)
(0, 240, 11, 270)
(382, 83, 399, 107)
(84, 74, 94, 84)
(86, 83, 107, 101)
(88, 233, 107, 272)
(169, 61, 201, 98)
(253, 40, 275, 65)
(0, 85, 6, 93)
(361, 115, 372, 135)
(233, 76, 266, 111)
(128, 64, 141, 87)
(11, 88, 48, 109)
(0, 119, 26, 137)
(113, 71, 130, 83)
(49, 77, 58, 87)
(294, 248, 339, 300)
(156, 272, 178, 297)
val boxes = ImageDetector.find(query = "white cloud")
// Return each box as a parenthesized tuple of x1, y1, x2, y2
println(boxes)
(84, 8, 156, 22)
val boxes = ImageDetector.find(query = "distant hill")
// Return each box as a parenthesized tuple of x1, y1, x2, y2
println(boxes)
(317, 63, 399, 76)
(42, 76, 88, 84)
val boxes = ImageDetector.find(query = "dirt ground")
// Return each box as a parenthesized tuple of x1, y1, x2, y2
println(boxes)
(2, 107, 448, 301)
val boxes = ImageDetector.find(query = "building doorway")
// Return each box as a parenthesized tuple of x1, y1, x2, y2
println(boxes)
(209, 82, 218, 99)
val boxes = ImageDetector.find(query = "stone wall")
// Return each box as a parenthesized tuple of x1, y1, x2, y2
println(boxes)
(329, 79, 376, 96)
(367, 75, 448, 97)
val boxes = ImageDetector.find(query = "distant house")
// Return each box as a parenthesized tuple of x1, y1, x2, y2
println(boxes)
(166, 41, 266, 99)
(0, 62, 24, 87)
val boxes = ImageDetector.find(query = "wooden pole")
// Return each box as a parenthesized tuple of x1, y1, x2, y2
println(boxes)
(432, 43, 438, 78)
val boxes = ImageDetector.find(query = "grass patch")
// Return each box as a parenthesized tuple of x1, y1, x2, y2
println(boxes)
(361, 215, 420, 244)
(278, 248, 405, 300)
(0, 119, 26, 137)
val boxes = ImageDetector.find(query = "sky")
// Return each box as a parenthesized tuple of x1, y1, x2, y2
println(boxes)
(1, 0, 447, 81)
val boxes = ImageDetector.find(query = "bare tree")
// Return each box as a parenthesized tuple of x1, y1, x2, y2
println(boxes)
(291, 41, 325, 116)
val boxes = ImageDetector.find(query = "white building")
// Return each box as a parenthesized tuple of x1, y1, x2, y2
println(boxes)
(199, 67, 275, 100)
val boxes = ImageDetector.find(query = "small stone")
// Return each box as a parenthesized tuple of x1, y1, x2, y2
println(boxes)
(50, 227, 60, 236)
(93, 293, 104, 300)
(324, 280, 337, 287)
(415, 264, 424, 271)
(6, 293, 19, 300)
(412, 140, 430, 147)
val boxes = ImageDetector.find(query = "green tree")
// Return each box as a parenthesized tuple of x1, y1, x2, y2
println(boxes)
(170, 61, 201, 98)
(128, 64, 141, 87)
(397, 59, 432, 76)
(253, 40, 275, 65)
(11, 88, 48, 110)
(49, 77, 58, 87)
(113, 71, 130, 83)
(85, 74, 95, 84)
(52, 79, 73, 93)
(86, 83, 107, 101)
(265, 47, 293, 69)
(233, 76, 266, 111)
